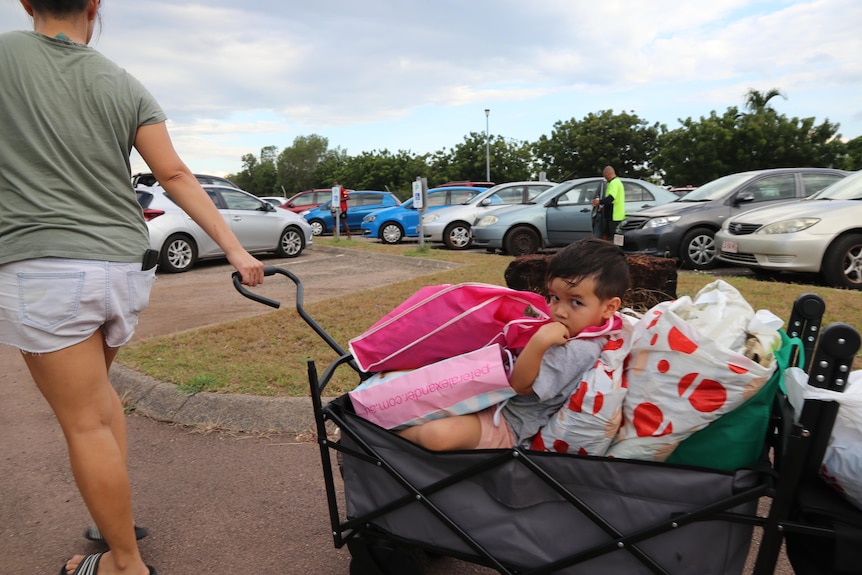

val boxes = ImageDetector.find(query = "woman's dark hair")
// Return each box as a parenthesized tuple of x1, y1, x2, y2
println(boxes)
(546, 237, 629, 302)
(28, 0, 91, 16)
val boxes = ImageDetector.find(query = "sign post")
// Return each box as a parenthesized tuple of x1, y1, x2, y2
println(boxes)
(414, 177, 428, 248)
(331, 186, 341, 240)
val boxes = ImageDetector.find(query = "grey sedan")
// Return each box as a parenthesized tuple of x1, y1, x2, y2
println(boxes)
(618, 168, 848, 270)
(470, 178, 678, 256)
(716, 170, 862, 289)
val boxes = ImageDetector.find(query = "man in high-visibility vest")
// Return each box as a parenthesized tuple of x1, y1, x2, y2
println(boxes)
(591, 165, 625, 240)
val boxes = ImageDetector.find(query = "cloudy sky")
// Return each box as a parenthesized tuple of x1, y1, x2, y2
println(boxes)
(2, 0, 860, 179)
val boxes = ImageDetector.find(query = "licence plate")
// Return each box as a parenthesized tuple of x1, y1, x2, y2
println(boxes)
(613, 234, 624, 246)
(721, 240, 738, 254)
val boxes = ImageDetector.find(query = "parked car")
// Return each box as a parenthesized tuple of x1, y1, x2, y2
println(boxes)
(362, 186, 487, 244)
(132, 172, 239, 189)
(618, 168, 849, 270)
(281, 188, 340, 213)
(471, 178, 678, 256)
(668, 186, 697, 197)
(716, 170, 862, 289)
(302, 190, 401, 235)
(260, 196, 289, 207)
(422, 181, 557, 249)
(137, 184, 312, 272)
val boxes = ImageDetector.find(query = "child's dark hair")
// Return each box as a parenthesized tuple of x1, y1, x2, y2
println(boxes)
(28, 1, 90, 16)
(545, 237, 629, 302)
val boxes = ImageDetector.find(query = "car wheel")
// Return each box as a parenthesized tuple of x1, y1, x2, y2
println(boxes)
(159, 233, 197, 273)
(504, 226, 541, 256)
(443, 222, 472, 250)
(275, 226, 305, 258)
(822, 233, 862, 289)
(309, 219, 326, 236)
(680, 227, 718, 270)
(380, 222, 404, 244)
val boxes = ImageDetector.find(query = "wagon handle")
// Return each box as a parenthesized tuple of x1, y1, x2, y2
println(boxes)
(232, 265, 351, 359)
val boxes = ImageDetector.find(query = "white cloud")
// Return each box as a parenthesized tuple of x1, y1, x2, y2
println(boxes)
(2, 0, 859, 176)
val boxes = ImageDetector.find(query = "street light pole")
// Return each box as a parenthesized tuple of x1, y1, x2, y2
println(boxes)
(485, 109, 490, 182)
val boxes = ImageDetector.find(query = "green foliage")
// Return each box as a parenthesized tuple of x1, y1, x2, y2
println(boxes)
(655, 90, 845, 185)
(842, 135, 862, 171)
(228, 89, 855, 194)
(429, 132, 535, 185)
(276, 135, 335, 195)
(533, 110, 662, 181)
(338, 149, 431, 199)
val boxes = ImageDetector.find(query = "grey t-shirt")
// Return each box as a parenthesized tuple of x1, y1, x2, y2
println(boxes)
(503, 336, 605, 447)
(0, 31, 166, 265)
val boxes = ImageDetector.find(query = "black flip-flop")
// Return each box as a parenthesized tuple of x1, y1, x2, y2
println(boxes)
(83, 524, 149, 543)
(59, 553, 157, 575)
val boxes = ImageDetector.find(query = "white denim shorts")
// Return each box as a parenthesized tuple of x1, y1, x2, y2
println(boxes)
(0, 258, 156, 353)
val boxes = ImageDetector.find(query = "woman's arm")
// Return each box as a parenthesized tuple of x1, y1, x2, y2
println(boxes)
(134, 122, 264, 286)
(508, 322, 569, 394)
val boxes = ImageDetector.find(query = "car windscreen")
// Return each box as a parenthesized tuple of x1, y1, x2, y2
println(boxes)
(677, 173, 751, 202)
(810, 171, 862, 201)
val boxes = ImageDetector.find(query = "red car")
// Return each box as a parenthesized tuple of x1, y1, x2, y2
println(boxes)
(280, 189, 343, 213)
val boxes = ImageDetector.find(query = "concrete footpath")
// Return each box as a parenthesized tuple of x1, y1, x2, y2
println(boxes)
(0, 246, 793, 574)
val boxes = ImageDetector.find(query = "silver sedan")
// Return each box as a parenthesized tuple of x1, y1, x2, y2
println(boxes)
(137, 184, 313, 272)
(421, 181, 556, 249)
(716, 171, 862, 289)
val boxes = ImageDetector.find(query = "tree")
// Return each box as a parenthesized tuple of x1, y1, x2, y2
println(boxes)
(743, 88, 786, 112)
(655, 89, 845, 185)
(276, 134, 334, 194)
(227, 147, 278, 196)
(533, 110, 662, 181)
(428, 132, 536, 186)
(843, 135, 862, 171)
(336, 150, 431, 199)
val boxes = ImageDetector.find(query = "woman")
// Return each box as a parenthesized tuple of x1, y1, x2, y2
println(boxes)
(0, 2, 264, 574)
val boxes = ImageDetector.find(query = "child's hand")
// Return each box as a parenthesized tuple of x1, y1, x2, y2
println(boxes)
(533, 321, 570, 347)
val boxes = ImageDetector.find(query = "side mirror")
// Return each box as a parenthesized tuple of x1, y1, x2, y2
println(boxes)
(734, 192, 755, 204)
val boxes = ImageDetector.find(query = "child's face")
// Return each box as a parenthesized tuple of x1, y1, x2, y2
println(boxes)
(546, 276, 618, 338)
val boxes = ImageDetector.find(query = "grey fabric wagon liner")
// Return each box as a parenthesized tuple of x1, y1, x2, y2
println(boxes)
(328, 394, 761, 574)
(232, 267, 862, 575)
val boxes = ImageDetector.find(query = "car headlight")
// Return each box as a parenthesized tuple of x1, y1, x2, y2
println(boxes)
(363, 215, 376, 223)
(757, 218, 820, 234)
(645, 216, 681, 229)
(476, 215, 499, 227)
(422, 213, 439, 224)
(299, 210, 311, 217)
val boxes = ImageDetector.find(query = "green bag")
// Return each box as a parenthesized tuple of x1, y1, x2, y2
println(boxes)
(666, 330, 801, 470)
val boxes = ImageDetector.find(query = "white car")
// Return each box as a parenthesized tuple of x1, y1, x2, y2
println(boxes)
(137, 184, 313, 272)
(260, 196, 289, 207)
(716, 170, 862, 289)
(421, 181, 556, 249)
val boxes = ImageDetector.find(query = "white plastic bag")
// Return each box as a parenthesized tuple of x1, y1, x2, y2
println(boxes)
(607, 280, 777, 462)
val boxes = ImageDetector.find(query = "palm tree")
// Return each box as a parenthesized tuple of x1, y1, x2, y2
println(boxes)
(744, 88, 786, 113)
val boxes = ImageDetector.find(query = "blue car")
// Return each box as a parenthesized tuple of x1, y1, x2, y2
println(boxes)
(302, 190, 400, 236)
(361, 186, 487, 244)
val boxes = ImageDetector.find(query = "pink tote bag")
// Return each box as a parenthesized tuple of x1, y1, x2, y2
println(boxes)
(348, 282, 551, 373)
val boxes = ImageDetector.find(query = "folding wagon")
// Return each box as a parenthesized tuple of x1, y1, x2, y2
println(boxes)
(234, 266, 862, 575)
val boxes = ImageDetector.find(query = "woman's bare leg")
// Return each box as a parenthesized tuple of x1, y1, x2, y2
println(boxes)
(23, 331, 148, 575)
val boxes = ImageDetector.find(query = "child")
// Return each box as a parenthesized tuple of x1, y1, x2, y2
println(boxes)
(397, 237, 629, 450)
